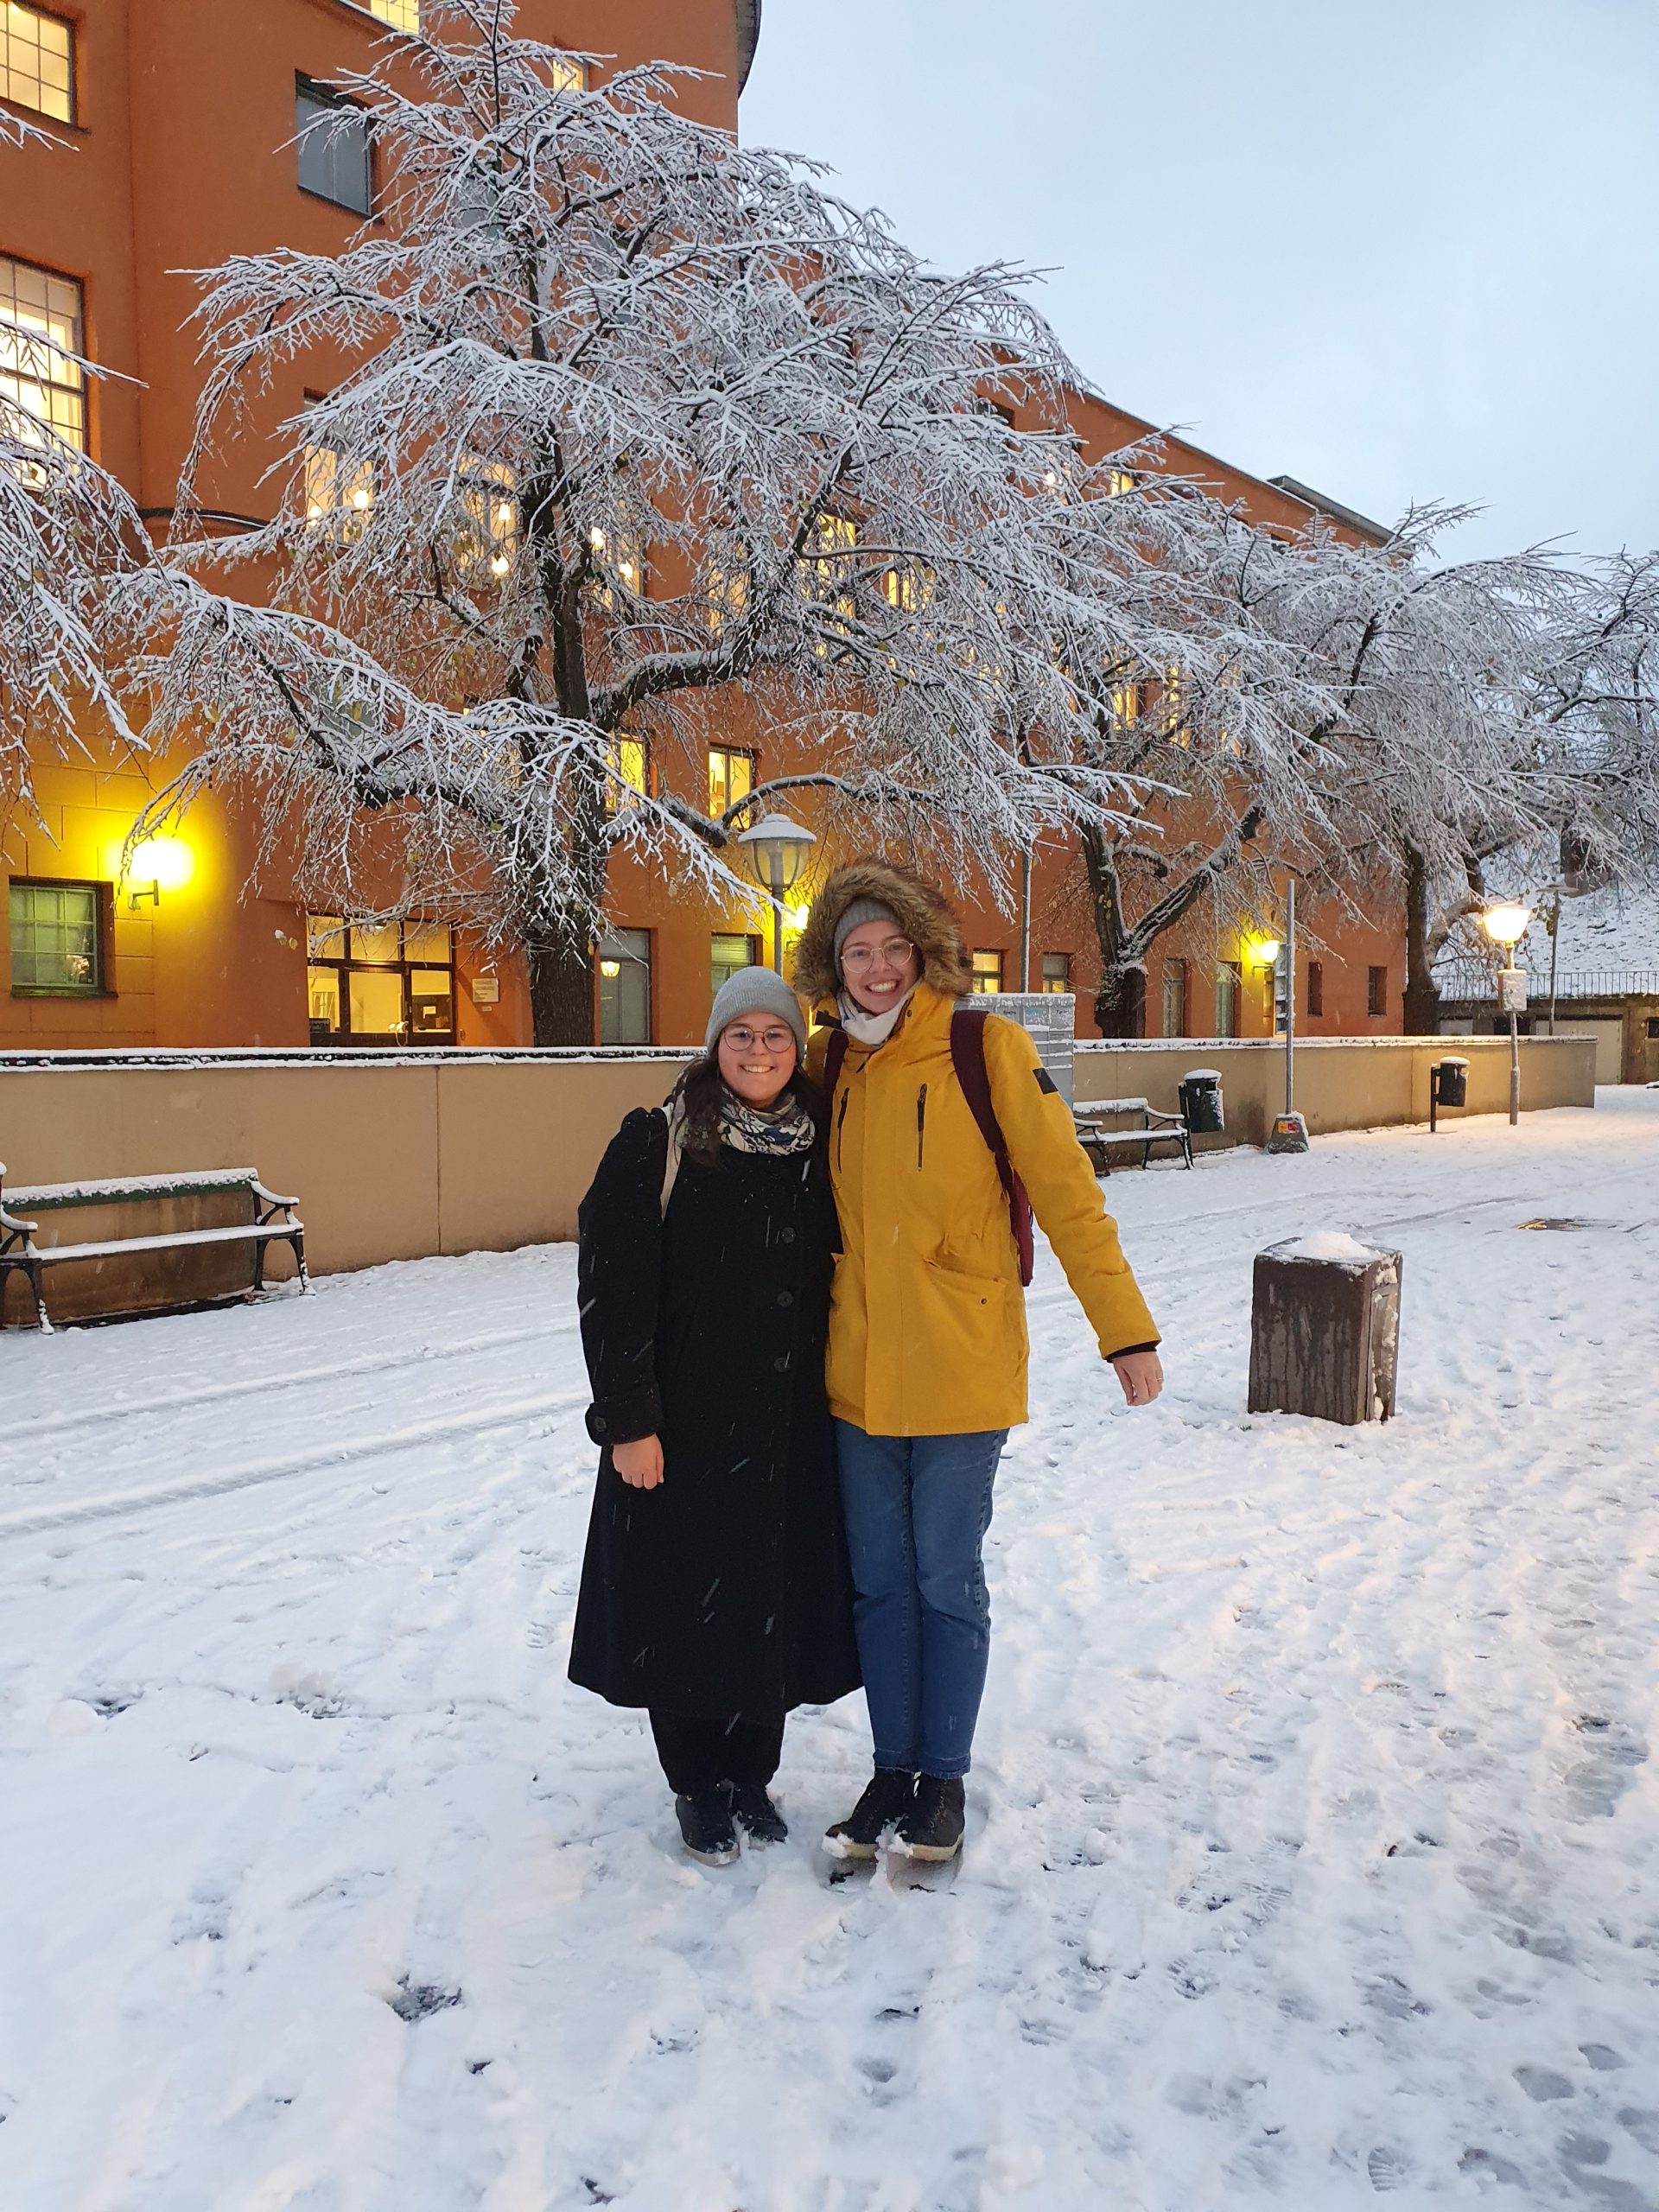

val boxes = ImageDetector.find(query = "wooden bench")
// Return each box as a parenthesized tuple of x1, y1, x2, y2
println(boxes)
(1072, 1096, 1193, 1173)
(0, 1165, 308, 1333)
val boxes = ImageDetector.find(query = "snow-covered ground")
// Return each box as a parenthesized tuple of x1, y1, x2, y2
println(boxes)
(2, 1094, 1656, 2212)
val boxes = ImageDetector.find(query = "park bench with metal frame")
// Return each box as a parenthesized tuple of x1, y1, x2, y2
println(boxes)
(0, 1164, 308, 1333)
(1071, 1096, 1193, 1173)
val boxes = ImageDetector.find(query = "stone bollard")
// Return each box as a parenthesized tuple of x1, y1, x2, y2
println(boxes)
(1247, 1233, 1402, 1425)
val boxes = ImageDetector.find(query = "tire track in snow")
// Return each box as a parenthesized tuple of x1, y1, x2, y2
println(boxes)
(0, 1389, 587, 1542)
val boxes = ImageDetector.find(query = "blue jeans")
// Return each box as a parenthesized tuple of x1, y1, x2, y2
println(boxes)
(833, 1421, 1007, 1781)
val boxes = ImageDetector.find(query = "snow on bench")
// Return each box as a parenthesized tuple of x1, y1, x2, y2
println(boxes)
(1071, 1097, 1193, 1173)
(0, 1161, 308, 1334)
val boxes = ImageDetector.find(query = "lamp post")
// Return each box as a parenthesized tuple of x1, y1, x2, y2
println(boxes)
(1482, 903, 1531, 1127)
(737, 815, 817, 974)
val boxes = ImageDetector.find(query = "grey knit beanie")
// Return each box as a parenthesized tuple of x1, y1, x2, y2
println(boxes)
(832, 897, 901, 971)
(705, 966, 807, 1058)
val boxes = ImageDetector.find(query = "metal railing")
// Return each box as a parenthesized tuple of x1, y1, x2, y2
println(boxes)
(1435, 967, 1659, 1003)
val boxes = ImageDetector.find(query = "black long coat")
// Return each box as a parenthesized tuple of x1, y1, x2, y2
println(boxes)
(569, 1107, 861, 1720)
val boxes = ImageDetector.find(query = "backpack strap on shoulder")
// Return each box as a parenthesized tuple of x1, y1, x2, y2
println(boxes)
(950, 1007, 1035, 1287)
(823, 1027, 850, 1102)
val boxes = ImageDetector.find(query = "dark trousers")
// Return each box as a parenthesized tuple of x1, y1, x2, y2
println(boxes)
(648, 1709, 785, 1796)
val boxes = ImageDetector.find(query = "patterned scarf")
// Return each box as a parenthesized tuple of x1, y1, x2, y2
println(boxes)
(719, 1087, 817, 1157)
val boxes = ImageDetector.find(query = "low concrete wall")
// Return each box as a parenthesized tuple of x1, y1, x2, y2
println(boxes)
(0, 1050, 690, 1306)
(0, 1033, 1597, 1315)
(1072, 1034, 1597, 1149)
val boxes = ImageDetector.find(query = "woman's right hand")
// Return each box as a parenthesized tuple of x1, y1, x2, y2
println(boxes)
(613, 1434, 664, 1490)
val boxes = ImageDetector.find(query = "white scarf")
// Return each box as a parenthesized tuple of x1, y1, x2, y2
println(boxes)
(836, 982, 919, 1049)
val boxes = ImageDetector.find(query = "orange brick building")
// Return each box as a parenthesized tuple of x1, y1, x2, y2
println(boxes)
(1, 0, 1403, 1052)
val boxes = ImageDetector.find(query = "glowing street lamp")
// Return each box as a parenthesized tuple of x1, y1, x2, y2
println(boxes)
(1482, 903, 1531, 1126)
(737, 815, 817, 974)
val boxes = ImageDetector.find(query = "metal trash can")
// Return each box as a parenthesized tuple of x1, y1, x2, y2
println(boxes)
(1434, 1056, 1469, 1109)
(1179, 1068, 1224, 1135)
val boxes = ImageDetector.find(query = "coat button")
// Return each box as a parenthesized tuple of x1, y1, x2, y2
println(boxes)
(772, 1356, 790, 1373)
(776, 1289, 794, 1307)
(779, 1227, 796, 1244)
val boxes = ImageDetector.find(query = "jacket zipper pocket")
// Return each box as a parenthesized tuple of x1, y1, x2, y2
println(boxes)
(917, 1084, 928, 1169)
(836, 1089, 850, 1172)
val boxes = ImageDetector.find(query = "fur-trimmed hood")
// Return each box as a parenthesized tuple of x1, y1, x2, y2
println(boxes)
(792, 859, 972, 1006)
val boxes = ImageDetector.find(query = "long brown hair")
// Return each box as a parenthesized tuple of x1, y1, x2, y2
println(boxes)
(667, 1049, 826, 1168)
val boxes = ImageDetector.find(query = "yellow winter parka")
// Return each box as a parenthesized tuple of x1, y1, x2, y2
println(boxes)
(806, 981, 1160, 1437)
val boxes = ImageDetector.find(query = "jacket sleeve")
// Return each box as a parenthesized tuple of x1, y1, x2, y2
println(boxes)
(575, 1106, 669, 1446)
(984, 1017, 1161, 1360)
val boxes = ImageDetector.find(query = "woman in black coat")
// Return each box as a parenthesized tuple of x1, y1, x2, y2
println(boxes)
(569, 967, 861, 1865)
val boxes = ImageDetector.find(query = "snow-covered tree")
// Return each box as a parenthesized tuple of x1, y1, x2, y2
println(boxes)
(1, 111, 145, 817)
(132, 0, 1271, 1044)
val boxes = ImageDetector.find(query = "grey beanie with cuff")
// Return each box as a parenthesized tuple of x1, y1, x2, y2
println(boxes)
(705, 966, 808, 1058)
(832, 897, 901, 971)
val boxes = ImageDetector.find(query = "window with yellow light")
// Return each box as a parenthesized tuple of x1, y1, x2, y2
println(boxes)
(2, 3, 74, 124)
(0, 252, 85, 451)
(708, 744, 753, 819)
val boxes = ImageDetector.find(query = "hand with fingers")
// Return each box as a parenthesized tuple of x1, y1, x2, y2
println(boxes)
(613, 1434, 664, 1489)
(1109, 1349, 1164, 1408)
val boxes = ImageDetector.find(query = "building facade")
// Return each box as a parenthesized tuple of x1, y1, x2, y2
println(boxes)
(3, 0, 1404, 1052)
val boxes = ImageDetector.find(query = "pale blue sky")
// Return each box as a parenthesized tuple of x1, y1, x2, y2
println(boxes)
(741, 0, 1659, 562)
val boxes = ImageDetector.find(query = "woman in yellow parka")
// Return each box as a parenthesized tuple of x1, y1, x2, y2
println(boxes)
(798, 859, 1163, 1865)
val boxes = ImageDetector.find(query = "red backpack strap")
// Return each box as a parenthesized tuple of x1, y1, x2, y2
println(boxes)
(950, 1007, 1035, 1287)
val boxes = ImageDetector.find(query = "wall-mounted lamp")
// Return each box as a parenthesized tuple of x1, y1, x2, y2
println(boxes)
(125, 836, 194, 910)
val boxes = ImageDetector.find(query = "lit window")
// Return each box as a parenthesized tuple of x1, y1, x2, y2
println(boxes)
(1106, 467, 1135, 498)
(305, 915, 455, 1045)
(711, 931, 757, 1001)
(1110, 682, 1140, 728)
(302, 439, 373, 541)
(9, 879, 105, 995)
(708, 745, 753, 820)
(970, 950, 1003, 995)
(296, 76, 372, 215)
(604, 736, 648, 812)
(589, 522, 644, 606)
(802, 513, 857, 654)
(1040, 952, 1071, 995)
(365, 0, 421, 30)
(598, 927, 651, 1044)
(457, 456, 517, 577)
(1, 2, 73, 123)
(882, 563, 934, 613)
(550, 51, 588, 91)
(1163, 668, 1189, 746)
(0, 253, 86, 451)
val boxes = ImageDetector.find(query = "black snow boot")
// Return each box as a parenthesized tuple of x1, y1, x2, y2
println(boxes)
(823, 1767, 916, 1861)
(675, 1786, 739, 1866)
(728, 1782, 789, 1844)
(893, 1775, 965, 1863)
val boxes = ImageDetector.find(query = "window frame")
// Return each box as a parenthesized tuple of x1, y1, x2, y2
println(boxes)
(969, 949, 1005, 996)
(1039, 951, 1071, 996)
(708, 743, 755, 822)
(9, 875, 113, 998)
(1367, 964, 1388, 1018)
(597, 926, 652, 1045)
(1160, 956, 1188, 1039)
(710, 930, 760, 1006)
(1, 1, 75, 125)
(295, 73, 374, 217)
(1215, 958, 1241, 1039)
(305, 916, 457, 1046)
(0, 250, 87, 453)
(1306, 958, 1325, 1019)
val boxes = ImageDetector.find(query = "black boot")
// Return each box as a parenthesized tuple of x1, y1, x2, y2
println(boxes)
(893, 1775, 965, 1863)
(823, 1767, 916, 1861)
(728, 1782, 788, 1844)
(675, 1785, 739, 1866)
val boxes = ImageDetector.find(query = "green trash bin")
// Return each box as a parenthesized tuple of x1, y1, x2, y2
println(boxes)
(1179, 1069, 1224, 1135)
